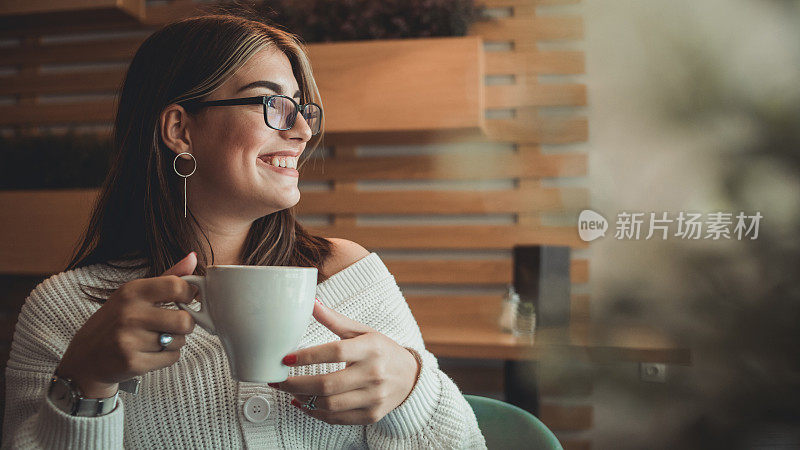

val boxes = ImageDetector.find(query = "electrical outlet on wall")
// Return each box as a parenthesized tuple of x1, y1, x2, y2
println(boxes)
(639, 363, 667, 383)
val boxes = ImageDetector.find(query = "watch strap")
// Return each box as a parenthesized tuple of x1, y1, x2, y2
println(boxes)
(49, 373, 119, 417)
(73, 392, 119, 416)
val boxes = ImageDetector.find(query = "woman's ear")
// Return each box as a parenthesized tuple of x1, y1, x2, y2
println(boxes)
(159, 104, 193, 154)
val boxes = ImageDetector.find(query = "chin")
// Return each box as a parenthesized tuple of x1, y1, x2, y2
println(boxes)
(275, 192, 301, 210)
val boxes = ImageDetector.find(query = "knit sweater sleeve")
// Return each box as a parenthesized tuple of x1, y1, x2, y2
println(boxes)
(1, 270, 125, 450)
(315, 253, 487, 449)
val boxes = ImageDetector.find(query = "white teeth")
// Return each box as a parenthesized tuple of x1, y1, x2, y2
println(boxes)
(262, 155, 298, 169)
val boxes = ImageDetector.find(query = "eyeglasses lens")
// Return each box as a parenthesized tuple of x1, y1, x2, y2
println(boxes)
(266, 96, 321, 135)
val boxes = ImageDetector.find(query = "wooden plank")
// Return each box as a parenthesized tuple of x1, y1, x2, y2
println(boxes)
(299, 152, 587, 180)
(332, 145, 359, 227)
(308, 37, 484, 134)
(307, 225, 588, 250)
(0, 189, 98, 276)
(0, 101, 116, 126)
(0, 0, 189, 37)
(486, 50, 585, 75)
(385, 258, 588, 284)
(0, 19, 143, 39)
(0, 36, 142, 65)
(540, 404, 592, 431)
(0, 0, 144, 18)
(485, 117, 588, 144)
(471, 17, 583, 41)
(485, 84, 586, 108)
(0, 68, 125, 96)
(297, 187, 588, 214)
(0, 0, 145, 32)
(516, 178, 541, 226)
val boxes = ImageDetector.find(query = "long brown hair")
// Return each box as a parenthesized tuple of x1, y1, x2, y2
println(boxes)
(66, 13, 333, 302)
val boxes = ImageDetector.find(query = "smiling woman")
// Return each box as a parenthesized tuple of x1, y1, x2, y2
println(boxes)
(2, 11, 486, 450)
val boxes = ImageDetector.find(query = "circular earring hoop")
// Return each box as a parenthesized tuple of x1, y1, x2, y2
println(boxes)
(173, 152, 196, 218)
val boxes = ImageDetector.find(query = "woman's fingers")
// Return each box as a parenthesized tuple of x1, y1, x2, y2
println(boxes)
(134, 329, 187, 353)
(312, 300, 373, 339)
(129, 275, 198, 306)
(288, 334, 370, 367)
(291, 388, 372, 412)
(273, 364, 369, 396)
(141, 308, 196, 335)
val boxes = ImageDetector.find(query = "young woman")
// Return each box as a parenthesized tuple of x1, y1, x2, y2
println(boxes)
(2, 13, 486, 449)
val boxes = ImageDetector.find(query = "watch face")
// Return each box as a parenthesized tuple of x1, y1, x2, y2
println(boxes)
(49, 377, 76, 414)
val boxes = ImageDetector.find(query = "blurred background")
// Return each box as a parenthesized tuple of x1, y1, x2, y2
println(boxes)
(0, 0, 798, 449)
(585, 0, 800, 448)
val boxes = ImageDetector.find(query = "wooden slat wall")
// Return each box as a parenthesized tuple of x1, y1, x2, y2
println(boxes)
(0, 0, 591, 445)
(470, 1, 592, 447)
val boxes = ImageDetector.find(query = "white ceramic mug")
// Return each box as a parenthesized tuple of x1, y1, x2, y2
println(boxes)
(179, 265, 317, 383)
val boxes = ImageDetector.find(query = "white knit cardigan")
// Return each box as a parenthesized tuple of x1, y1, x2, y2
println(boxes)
(2, 252, 486, 449)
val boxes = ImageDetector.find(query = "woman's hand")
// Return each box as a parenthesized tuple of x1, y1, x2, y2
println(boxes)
(269, 300, 421, 425)
(56, 252, 199, 398)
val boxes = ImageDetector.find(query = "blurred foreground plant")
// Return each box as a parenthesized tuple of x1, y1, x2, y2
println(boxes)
(590, 1, 800, 447)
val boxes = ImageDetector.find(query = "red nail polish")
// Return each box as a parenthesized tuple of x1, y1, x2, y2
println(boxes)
(291, 399, 302, 408)
(282, 354, 297, 366)
(268, 383, 279, 388)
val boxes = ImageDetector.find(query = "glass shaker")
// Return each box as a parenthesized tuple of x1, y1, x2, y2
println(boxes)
(513, 301, 537, 343)
(499, 284, 520, 333)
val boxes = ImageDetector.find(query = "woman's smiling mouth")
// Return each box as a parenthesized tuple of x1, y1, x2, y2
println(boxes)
(258, 156, 299, 177)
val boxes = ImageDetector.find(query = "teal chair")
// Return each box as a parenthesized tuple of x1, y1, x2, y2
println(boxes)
(464, 395, 563, 450)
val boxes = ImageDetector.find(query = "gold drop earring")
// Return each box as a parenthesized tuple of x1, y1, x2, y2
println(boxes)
(173, 152, 196, 218)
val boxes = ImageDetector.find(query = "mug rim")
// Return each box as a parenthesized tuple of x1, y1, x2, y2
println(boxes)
(209, 265, 317, 270)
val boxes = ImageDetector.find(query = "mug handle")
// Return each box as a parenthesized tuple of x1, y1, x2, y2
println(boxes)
(178, 275, 216, 335)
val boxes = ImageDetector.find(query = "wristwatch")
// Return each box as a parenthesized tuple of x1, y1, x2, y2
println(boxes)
(48, 372, 140, 417)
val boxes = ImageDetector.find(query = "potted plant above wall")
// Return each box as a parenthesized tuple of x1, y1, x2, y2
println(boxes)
(212, 0, 486, 43)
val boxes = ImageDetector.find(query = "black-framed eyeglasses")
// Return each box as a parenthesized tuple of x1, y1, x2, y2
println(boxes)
(182, 95, 323, 136)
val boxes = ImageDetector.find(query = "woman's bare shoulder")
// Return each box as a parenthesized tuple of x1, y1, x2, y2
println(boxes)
(319, 238, 371, 281)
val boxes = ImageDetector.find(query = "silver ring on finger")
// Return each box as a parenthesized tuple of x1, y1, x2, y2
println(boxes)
(158, 332, 174, 352)
(304, 395, 318, 410)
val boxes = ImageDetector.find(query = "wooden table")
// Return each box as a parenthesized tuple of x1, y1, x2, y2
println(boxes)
(410, 296, 691, 417)
(410, 296, 692, 365)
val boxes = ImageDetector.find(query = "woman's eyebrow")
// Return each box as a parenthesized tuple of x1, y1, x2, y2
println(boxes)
(237, 80, 301, 99)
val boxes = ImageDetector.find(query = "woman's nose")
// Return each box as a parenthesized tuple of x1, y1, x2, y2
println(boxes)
(285, 111, 312, 142)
